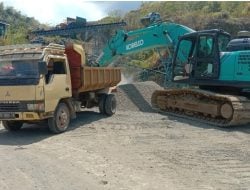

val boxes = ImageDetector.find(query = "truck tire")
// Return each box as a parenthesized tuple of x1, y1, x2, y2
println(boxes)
(48, 103, 70, 134)
(98, 94, 107, 114)
(104, 94, 117, 116)
(2, 121, 23, 131)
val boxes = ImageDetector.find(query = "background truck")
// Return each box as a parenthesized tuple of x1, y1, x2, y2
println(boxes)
(0, 43, 121, 133)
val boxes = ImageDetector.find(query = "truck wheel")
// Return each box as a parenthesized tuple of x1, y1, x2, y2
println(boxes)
(2, 121, 23, 131)
(48, 103, 70, 134)
(98, 94, 107, 114)
(104, 94, 117, 116)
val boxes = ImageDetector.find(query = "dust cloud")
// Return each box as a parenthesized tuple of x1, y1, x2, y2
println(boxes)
(118, 73, 134, 85)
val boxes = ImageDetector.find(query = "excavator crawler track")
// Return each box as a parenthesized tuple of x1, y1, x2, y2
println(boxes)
(151, 89, 250, 126)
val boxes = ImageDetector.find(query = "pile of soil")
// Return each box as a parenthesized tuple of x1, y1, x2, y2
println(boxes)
(116, 81, 163, 112)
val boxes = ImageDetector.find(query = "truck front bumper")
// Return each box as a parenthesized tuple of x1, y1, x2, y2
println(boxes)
(0, 112, 45, 120)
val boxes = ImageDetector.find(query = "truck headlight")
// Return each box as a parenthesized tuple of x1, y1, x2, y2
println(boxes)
(27, 103, 45, 111)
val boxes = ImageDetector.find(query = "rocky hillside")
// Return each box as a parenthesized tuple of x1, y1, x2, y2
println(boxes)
(0, 2, 41, 45)
(123, 2, 250, 36)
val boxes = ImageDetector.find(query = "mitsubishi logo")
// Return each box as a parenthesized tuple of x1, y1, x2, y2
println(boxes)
(5, 91, 10, 97)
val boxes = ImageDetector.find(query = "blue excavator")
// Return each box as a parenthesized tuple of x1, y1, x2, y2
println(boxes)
(97, 12, 250, 126)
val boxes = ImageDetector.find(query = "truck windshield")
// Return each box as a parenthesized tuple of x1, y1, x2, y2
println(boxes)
(0, 59, 40, 85)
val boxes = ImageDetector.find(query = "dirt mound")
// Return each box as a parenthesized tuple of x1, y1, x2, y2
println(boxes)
(116, 81, 163, 112)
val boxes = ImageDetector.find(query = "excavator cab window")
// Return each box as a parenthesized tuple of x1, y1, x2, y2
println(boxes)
(197, 36, 213, 57)
(218, 34, 230, 52)
(194, 34, 220, 79)
(173, 37, 196, 81)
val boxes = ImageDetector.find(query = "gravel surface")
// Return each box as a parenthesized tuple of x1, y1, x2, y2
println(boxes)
(116, 81, 163, 112)
(0, 81, 250, 190)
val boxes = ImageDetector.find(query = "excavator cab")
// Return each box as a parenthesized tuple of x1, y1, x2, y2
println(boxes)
(172, 29, 231, 85)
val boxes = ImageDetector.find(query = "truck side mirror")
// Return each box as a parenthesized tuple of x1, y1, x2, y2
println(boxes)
(38, 61, 48, 75)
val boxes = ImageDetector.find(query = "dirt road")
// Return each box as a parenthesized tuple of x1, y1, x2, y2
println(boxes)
(0, 82, 250, 190)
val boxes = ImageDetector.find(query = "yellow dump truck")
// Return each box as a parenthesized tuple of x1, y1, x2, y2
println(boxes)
(0, 43, 121, 133)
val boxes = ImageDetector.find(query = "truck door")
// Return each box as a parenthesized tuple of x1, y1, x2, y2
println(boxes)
(194, 34, 220, 79)
(44, 57, 72, 112)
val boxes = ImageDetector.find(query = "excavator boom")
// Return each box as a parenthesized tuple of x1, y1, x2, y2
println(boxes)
(97, 20, 194, 66)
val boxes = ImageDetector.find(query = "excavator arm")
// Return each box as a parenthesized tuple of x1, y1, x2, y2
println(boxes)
(97, 18, 195, 66)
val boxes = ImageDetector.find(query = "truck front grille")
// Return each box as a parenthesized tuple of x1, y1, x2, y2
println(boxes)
(0, 102, 26, 112)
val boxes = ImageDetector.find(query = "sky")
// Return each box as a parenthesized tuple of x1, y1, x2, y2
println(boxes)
(1, 0, 142, 25)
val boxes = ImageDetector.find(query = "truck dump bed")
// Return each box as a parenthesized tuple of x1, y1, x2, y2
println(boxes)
(65, 43, 121, 97)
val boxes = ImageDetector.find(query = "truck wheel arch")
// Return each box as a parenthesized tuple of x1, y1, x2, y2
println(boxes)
(61, 98, 76, 119)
